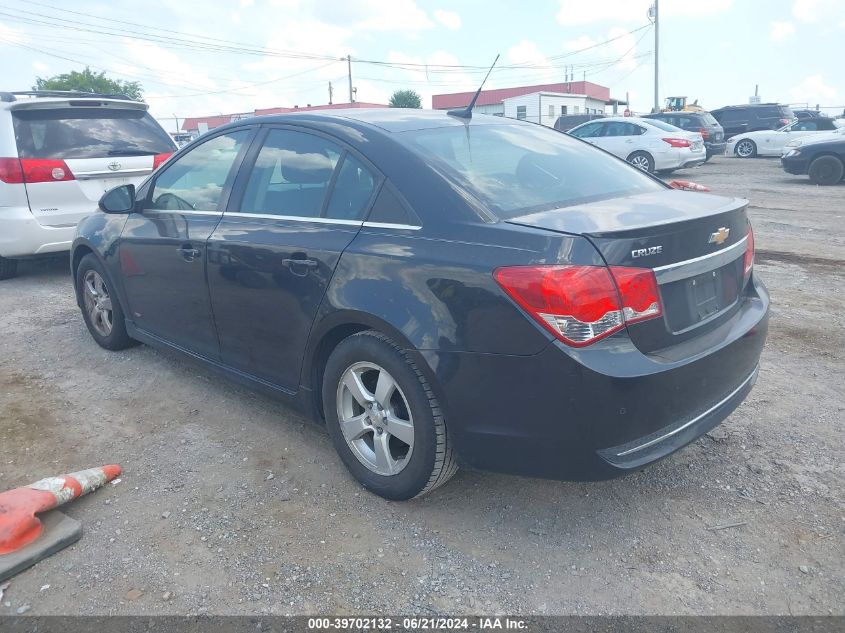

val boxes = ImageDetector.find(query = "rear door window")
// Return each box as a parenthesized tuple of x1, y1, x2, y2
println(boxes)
(325, 154, 377, 221)
(13, 107, 174, 159)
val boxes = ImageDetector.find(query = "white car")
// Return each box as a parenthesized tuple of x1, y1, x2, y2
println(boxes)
(0, 91, 176, 279)
(568, 116, 706, 174)
(781, 125, 845, 157)
(727, 117, 843, 158)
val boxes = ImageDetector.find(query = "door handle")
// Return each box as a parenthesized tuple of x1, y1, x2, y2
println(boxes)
(177, 245, 202, 261)
(282, 258, 318, 276)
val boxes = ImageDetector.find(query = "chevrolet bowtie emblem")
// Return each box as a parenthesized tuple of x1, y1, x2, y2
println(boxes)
(708, 227, 730, 245)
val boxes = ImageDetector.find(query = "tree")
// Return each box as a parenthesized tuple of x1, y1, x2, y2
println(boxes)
(33, 67, 143, 101)
(389, 89, 422, 109)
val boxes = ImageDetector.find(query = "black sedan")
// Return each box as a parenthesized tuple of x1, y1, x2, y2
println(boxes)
(781, 132, 845, 185)
(72, 110, 769, 500)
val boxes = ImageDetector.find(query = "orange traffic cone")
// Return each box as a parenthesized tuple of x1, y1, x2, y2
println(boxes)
(669, 179, 710, 192)
(0, 465, 121, 556)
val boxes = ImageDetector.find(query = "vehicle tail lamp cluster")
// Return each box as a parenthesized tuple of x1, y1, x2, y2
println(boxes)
(662, 137, 691, 148)
(743, 226, 755, 281)
(493, 265, 663, 347)
(698, 127, 710, 140)
(153, 152, 173, 170)
(0, 158, 75, 183)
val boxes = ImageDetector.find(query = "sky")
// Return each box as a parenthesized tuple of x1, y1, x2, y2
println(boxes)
(1, 0, 843, 132)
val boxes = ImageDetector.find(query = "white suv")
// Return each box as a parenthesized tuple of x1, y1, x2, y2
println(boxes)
(0, 91, 176, 279)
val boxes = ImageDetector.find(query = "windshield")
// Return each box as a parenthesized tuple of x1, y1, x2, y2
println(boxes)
(13, 107, 175, 159)
(399, 123, 665, 218)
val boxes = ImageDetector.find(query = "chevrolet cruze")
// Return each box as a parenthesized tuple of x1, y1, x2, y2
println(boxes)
(72, 110, 769, 500)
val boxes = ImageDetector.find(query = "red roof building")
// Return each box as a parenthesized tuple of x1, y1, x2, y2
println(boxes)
(181, 101, 389, 134)
(433, 81, 621, 112)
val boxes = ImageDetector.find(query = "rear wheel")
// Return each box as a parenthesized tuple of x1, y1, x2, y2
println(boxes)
(322, 330, 457, 500)
(76, 253, 136, 350)
(627, 151, 655, 173)
(735, 139, 756, 158)
(807, 155, 844, 186)
(0, 255, 18, 280)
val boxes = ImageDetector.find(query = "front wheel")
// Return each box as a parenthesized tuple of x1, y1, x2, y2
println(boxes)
(322, 331, 457, 500)
(735, 139, 757, 158)
(76, 253, 137, 350)
(0, 255, 18, 280)
(627, 151, 655, 173)
(807, 155, 844, 186)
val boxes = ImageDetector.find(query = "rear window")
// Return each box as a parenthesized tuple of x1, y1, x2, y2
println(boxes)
(399, 123, 664, 218)
(13, 107, 175, 159)
(644, 118, 683, 133)
(701, 113, 718, 125)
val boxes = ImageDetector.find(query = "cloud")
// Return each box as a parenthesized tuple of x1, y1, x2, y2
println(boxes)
(556, 0, 731, 24)
(434, 9, 461, 30)
(313, 0, 432, 32)
(607, 27, 638, 70)
(565, 35, 597, 51)
(32, 60, 49, 73)
(507, 40, 558, 84)
(770, 21, 795, 41)
(0, 22, 26, 46)
(792, 0, 833, 22)
(790, 74, 838, 102)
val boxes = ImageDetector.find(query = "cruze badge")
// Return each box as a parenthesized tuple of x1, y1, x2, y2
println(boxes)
(709, 227, 730, 245)
(631, 246, 663, 258)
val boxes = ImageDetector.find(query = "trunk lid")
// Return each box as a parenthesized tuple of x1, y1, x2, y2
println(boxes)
(507, 189, 750, 352)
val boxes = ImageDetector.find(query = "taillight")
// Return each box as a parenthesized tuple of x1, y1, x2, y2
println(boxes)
(493, 265, 662, 347)
(153, 152, 172, 170)
(0, 158, 24, 183)
(743, 226, 754, 281)
(19, 158, 75, 183)
(663, 137, 691, 148)
(698, 127, 710, 140)
(779, 118, 790, 126)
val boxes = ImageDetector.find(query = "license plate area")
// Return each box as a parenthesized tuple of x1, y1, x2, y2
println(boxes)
(660, 259, 744, 334)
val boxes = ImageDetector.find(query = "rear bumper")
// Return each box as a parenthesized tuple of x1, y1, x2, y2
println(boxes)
(419, 276, 769, 481)
(0, 207, 77, 258)
(706, 142, 726, 155)
(655, 147, 707, 170)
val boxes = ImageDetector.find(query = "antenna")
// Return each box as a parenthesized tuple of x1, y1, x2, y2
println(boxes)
(447, 54, 500, 120)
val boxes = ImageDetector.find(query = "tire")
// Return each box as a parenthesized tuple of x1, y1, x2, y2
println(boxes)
(807, 155, 844, 186)
(627, 151, 655, 173)
(0, 255, 18, 280)
(734, 139, 756, 158)
(76, 253, 137, 351)
(322, 330, 457, 500)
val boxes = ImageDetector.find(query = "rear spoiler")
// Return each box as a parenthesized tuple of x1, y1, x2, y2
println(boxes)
(1, 90, 135, 102)
(7, 98, 149, 112)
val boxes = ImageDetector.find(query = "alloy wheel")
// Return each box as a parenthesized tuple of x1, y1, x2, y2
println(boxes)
(736, 140, 754, 157)
(82, 270, 114, 337)
(630, 155, 651, 171)
(336, 362, 415, 476)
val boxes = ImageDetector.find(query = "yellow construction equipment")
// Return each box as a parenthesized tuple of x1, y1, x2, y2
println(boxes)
(663, 96, 704, 112)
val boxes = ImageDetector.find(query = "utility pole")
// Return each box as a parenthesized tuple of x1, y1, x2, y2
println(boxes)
(347, 55, 354, 103)
(652, 0, 659, 112)
(328, 81, 333, 105)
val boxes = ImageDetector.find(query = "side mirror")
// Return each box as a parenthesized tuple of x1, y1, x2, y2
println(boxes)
(99, 184, 136, 214)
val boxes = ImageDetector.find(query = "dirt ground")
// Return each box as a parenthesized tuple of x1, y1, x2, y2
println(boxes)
(0, 156, 842, 616)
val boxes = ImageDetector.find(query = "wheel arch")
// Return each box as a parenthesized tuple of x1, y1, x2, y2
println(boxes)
(302, 310, 438, 424)
(71, 242, 96, 305)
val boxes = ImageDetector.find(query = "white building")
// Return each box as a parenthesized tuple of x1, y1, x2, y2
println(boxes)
(502, 92, 608, 127)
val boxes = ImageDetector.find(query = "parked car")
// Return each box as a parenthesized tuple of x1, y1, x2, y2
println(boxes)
(568, 116, 706, 174)
(782, 131, 845, 185)
(792, 109, 826, 120)
(726, 117, 842, 158)
(710, 103, 794, 138)
(644, 111, 725, 159)
(72, 110, 768, 500)
(0, 90, 176, 280)
(553, 113, 605, 132)
(781, 125, 845, 157)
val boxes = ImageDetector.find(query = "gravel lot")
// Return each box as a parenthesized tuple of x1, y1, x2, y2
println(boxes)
(1, 156, 843, 616)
